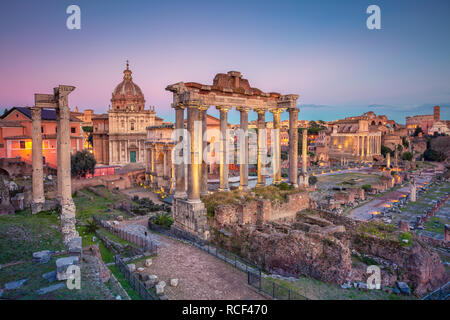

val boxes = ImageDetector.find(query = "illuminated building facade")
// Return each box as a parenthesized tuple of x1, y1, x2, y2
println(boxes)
(0, 107, 83, 168)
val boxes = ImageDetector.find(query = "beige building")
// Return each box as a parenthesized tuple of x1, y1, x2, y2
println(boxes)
(328, 119, 381, 161)
(96, 62, 163, 165)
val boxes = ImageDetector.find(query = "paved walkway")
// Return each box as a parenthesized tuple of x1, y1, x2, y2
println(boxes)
(117, 218, 265, 300)
(348, 164, 441, 221)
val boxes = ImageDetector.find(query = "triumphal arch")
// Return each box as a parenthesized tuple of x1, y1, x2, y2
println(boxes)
(166, 71, 299, 242)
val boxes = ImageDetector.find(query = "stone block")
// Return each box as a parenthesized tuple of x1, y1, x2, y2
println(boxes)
(144, 258, 153, 267)
(5, 279, 28, 290)
(68, 237, 82, 255)
(155, 281, 166, 295)
(137, 267, 145, 272)
(37, 283, 66, 295)
(42, 270, 57, 283)
(396, 282, 411, 295)
(33, 250, 52, 264)
(56, 256, 79, 281)
(170, 278, 179, 287)
(127, 264, 136, 272)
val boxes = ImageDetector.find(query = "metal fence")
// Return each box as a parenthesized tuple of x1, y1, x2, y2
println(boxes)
(114, 255, 158, 300)
(93, 215, 158, 255)
(248, 271, 309, 300)
(421, 281, 450, 300)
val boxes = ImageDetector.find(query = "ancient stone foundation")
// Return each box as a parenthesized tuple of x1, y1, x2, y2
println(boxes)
(171, 198, 210, 242)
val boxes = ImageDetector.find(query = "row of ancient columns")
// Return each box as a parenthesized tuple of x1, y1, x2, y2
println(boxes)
(146, 143, 175, 192)
(356, 135, 381, 158)
(173, 104, 300, 203)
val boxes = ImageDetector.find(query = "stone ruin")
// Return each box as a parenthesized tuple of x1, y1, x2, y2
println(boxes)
(212, 203, 448, 296)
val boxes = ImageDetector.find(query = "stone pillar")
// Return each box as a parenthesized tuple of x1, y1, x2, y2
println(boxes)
(200, 108, 209, 195)
(300, 128, 309, 187)
(174, 105, 187, 199)
(58, 101, 78, 245)
(386, 152, 391, 168)
(31, 107, 45, 214)
(271, 109, 282, 184)
(288, 108, 299, 187)
(361, 136, 365, 159)
(56, 108, 62, 204)
(256, 108, 267, 187)
(187, 105, 201, 202)
(238, 107, 250, 190)
(410, 180, 416, 202)
(217, 106, 230, 191)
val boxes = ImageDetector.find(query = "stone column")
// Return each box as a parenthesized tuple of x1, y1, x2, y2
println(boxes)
(301, 128, 309, 187)
(237, 107, 250, 190)
(58, 102, 78, 245)
(200, 107, 209, 195)
(163, 147, 168, 178)
(361, 136, 365, 159)
(31, 107, 45, 214)
(216, 106, 230, 191)
(271, 109, 283, 184)
(386, 152, 391, 168)
(187, 105, 202, 202)
(356, 135, 360, 157)
(410, 180, 416, 202)
(174, 105, 187, 199)
(288, 108, 299, 187)
(56, 108, 62, 204)
(256, 108, 267, 187)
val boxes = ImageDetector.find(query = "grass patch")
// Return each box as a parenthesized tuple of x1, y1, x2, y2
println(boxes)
(201, 185, 305, 217)
(0, 209, 64, 264)
(108, 265, 141, 300)
(424, 217, 446, 234)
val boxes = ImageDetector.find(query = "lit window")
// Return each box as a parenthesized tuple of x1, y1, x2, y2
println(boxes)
(71, 127, 76, 133)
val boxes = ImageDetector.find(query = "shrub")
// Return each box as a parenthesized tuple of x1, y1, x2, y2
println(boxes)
(398, 232, 413, 246)
(85, 218, 98, 234)
(402, 152, 413, 161)
(151, 212, 174, 228)
(361, 184, 371, 192)
(308, 176, 318, 186)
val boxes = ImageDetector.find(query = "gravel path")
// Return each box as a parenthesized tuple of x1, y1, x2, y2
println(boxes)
(117, 218, 265, 300)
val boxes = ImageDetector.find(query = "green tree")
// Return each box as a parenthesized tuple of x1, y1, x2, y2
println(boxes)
(308, 176, 318, 186)
(413, 127, 423, 137)
(401, 152, 413, 161)
(71, 150, 96, 177)
(402, 137, 409, 148)
(423, 148, 446, 162)
(381, 145, 393, 157)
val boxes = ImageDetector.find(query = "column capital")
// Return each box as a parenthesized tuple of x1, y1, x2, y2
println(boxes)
(172, 103, 185, 110)
(270, 108, 286, 115)
(254, 107, 267, 115)
(30, 106, 42, 118)
(216, 105, 231, 112)
(236, 106, 250, 113)
(198, 105, 209, 112)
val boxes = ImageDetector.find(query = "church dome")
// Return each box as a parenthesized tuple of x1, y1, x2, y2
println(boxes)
(111, 61, 145, 111)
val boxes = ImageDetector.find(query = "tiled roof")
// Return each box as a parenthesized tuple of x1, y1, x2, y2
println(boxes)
(2, 107, 82, 122)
